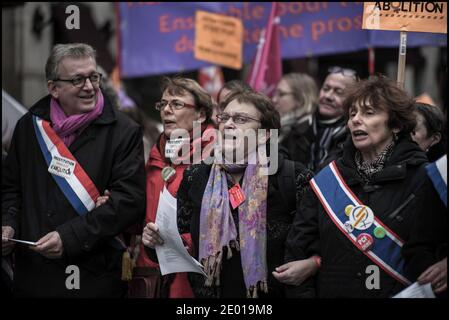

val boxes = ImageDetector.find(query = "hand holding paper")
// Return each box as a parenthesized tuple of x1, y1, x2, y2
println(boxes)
(155, 186, 206, 276)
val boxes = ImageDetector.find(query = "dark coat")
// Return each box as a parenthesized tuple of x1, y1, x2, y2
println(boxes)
(176, 154, 312, 298)
(2, 94, 146, 297)
(281, 112, 348, 172)
(285, 135, 445, 298)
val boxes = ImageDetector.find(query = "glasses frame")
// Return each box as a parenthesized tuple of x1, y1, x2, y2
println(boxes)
(216, 113, 260, 125)
(155, 99, 196, 111)
(53, 72, 102, 88)
(273, 89, 294, 98)
(328, 66, 358, 79)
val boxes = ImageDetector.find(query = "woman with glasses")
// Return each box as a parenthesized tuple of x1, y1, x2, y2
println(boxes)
(132, 76, 216, 298)
(150, 90, 316, 298)
(272, 73, 318, 143)
(283, 76, 446, 298)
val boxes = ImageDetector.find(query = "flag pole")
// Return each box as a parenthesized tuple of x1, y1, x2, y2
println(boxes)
(368, 47, 375, 76)
(397, 31, 407, 89)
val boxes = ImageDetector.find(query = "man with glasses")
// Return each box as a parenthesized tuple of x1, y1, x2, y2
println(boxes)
(2, 43, 146, 297)
(282, 66, 358, 172)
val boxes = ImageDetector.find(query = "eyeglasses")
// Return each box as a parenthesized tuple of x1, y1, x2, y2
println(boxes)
(216, 113, 260, 124)
(328, 66, 358, 79)
(53, 72, 102, 88)
(155, 99, 196, 111)
(273, 89, 294, 98)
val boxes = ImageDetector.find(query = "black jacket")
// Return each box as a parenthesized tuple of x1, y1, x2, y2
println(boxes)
(285, 135, 445, 298)
(281, 112, 348, 172)
(2, 94, 146, 297)
(176, 154, 312, 298)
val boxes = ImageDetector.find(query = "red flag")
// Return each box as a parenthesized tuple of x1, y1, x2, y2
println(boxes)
(198, 65, 225, 103)
(246, 2, 282, 97)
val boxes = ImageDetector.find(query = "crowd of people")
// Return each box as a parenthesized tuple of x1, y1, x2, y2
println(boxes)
(2, 43, 447, 298)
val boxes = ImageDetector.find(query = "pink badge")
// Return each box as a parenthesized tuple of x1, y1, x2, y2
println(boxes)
(356, 233, 374, 252)
(229, 183, 246, 209)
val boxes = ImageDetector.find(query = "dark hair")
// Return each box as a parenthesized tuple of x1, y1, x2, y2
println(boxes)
(161, 76, 213, 123)
(415, 103, 445, 138)
(217, 80, 253, 104)
(221, 90, 280, 130)
(342, 75, 416, 135)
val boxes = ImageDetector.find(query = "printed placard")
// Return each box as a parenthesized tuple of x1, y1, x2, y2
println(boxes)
(194, 10, 243, 69)
(363, 2, 447, 33)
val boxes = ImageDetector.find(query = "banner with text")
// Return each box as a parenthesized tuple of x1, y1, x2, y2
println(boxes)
(118, 2, 447, 78)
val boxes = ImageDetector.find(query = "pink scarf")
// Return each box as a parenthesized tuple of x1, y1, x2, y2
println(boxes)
(50, 90, 104, 146)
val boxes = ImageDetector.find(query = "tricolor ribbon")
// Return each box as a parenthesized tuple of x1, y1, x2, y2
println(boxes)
(426, 155, 447, 207)
(33, 115, 99, 214)
(310, 161, 411, 285)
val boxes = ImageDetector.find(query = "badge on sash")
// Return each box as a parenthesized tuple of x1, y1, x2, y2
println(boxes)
(356, 233, 374, 252)
(348, 205, 374, 230)
(48, 155, 76, 179)
(229, 183, 245, 209)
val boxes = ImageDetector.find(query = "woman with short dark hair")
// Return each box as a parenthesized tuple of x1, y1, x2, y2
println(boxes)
(283, 75, 446, 298)
(145, 90, 315, 297)
(135, 76, 216, 298)
(411, 102, 446, 162)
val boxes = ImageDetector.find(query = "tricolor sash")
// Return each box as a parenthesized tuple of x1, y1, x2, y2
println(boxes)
(426, 155, 447, 207)
(32, 115, 126, 250)
(32, 115, 99, 215)
(310, 160, 411, 286)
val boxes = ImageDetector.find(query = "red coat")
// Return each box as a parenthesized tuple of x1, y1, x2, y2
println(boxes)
(136, 124, 215, 298)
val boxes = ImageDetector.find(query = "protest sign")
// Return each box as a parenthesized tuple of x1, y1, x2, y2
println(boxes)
(194, 10, 243, 69)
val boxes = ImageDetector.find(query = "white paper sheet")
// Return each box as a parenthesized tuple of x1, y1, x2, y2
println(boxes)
(2, 237, 37, 246)
(393, 282, 436, 298)
(155, 186, 206, 276)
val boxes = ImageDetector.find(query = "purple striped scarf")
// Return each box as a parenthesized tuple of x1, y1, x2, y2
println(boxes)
(199, 153, 268, 297)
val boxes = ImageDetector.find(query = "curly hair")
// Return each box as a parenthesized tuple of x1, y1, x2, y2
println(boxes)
(342, 75, 416, 135)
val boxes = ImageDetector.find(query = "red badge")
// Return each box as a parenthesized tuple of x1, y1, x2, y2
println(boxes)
(356, 233, 374, 252)
(229, 183, 246, 209)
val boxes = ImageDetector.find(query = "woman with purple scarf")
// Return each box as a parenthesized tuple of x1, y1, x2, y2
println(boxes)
(173, 90, 315, 298)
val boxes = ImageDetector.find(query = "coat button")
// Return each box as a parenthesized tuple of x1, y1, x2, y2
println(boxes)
(46, 210, 53, 217)
(357, 272, 362, 277)
(83, 242, 89, 250)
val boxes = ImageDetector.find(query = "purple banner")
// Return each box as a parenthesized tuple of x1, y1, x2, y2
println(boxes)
(118, 2, 447, 78)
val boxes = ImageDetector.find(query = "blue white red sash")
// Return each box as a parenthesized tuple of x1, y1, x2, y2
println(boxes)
(426, 155, 447, 207)
(32, 115, 100, 215)
(310, 160, 411, 285)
